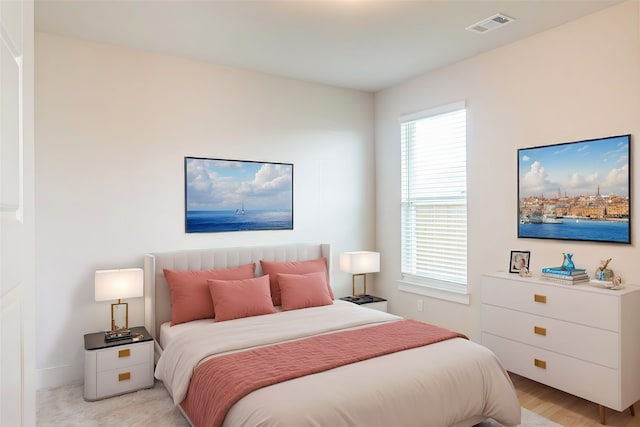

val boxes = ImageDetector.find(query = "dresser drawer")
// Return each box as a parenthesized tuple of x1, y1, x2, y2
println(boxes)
(96, 341, 153, 372)
(482, 333, 620, 410)
(482, 304, 619, 368)
(481, 276, 619, 331)
(96, 362, 154, 399)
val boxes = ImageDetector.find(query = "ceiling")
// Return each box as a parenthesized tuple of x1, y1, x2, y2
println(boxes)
(35, 0, 623, 92)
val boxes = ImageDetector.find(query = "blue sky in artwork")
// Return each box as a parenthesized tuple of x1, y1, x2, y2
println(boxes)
(186, 158, 293, 211)
(519, 136, 629, 198)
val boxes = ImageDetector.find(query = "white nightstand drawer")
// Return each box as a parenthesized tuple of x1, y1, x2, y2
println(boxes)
(483, 333, 619, 410)
(96, 341, 153, 372)
(482, 304, 619, 368)
(96, 362, 154, 399)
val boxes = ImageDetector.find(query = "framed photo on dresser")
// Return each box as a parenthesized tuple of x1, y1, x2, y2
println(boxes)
(509, 250, 530, 274)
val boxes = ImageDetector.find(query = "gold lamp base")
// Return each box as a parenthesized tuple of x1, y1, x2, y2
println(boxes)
(351, 273, 367, 296)
(110, 299, 129, 331)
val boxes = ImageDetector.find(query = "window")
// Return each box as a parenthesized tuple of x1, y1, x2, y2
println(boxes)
(400, 101, 467, 299)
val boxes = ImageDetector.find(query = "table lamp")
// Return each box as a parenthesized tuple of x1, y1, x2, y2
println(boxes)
(340, 251, 380, 296)
(95, 268, 143, 332)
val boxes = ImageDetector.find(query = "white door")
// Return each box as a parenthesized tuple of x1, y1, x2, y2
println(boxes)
(1, 0, 35, 425)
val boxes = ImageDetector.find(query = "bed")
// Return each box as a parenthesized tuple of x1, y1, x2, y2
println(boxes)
(144, 243, 521, 427)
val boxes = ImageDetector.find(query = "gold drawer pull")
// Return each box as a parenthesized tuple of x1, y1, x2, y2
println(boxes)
(118, 372, 131, 381)
(118, 349, 130, 358)
(534, 294, 547, 304)
(534, 326, 547, 336)
(534, 359, 547, 369)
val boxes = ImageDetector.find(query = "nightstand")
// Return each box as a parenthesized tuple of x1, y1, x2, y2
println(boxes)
(84, 326, 154, 401)
(340, 295, 388, 312)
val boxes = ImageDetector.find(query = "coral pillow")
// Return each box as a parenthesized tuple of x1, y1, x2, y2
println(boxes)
(278, 272, 334, 311)
(207, 275, 276, 322)
(163, 263, 256, 325)
(260, 258, 333, 306)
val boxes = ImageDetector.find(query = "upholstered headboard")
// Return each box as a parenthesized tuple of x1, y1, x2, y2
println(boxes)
(143, 243, 331, 352)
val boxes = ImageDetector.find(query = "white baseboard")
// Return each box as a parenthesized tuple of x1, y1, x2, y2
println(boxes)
(36, 364, 82, 390)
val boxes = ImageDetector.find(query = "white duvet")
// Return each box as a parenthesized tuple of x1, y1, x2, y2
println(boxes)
(155, 301, 521, 427)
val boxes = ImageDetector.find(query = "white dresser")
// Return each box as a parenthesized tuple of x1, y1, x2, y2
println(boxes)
(481, 272, 640, 424)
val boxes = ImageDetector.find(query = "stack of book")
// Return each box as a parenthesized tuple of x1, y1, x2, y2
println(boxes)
(541, 266, 590, 285)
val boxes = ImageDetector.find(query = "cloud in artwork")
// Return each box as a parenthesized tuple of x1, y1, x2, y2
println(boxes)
(601, 164, 628, 195)
(520, 161, 559, 197)
(519, 136, 629, 199)
(186, 159, 292, 211)
(238, 164, 292, 197)
(521, 160, 628, 198)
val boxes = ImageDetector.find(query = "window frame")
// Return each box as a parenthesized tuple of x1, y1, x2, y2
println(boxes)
(397, 101, 469, 304)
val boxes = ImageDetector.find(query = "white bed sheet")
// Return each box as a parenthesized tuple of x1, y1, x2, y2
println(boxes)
(160, 319, 213, 350)
(155, 300, 521, 427)
(159, 308, 285, 350)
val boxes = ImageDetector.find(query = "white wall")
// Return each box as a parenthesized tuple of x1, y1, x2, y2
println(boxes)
(35, 33, 375, 388)
(374, 1, 640, 339)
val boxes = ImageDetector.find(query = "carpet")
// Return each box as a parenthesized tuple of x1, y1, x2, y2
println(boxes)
(476, 409, 563, 427)
(37, 381, 188, 427)
(37, 381, 562, 426)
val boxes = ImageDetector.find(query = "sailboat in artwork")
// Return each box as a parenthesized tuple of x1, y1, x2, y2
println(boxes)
(235, 202, 246, 215)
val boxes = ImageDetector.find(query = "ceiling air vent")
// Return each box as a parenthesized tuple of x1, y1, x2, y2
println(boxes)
(466, 13, 515, 34)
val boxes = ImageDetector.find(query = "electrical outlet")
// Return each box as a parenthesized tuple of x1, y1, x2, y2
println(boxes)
(417, 299, 423, 312)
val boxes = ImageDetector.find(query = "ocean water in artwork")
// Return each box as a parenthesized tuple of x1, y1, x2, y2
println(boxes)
(519, 220, 628, 243)
(186, 210, 293, 233)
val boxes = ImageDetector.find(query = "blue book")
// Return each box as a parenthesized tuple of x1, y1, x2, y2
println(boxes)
(541, 266, 587, 276)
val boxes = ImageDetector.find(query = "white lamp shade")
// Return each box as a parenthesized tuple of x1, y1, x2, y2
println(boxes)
(340, 251, 380, 274)
(95, 268, 144, 301)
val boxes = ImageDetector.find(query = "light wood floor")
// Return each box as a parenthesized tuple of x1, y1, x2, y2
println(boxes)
(511, 373, 638, 427)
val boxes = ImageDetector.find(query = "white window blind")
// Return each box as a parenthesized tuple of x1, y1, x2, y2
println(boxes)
(400, 102, 467, 292)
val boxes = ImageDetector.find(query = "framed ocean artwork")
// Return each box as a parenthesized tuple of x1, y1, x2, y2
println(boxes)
(184, 157, 293, 233)
(518, 134, 631, 244)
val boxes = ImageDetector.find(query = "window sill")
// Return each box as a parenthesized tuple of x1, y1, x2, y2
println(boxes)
(397, 279, 470, 305)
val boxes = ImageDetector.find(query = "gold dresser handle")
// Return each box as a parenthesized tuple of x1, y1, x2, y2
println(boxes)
(534, 294, 547, 304)
(534, 359, 547, 369)
(118, 372, 131, 381)
(534, 326, 547, 336)
(118, 349, 130, 358)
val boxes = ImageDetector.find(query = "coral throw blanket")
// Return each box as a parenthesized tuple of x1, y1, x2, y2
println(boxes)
(180, 319, 467, 427)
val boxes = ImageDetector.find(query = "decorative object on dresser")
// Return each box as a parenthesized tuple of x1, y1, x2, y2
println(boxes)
(593, 258, 624, 290)
(509, 250, 531, 276)
(596, 258, 614, 280)
(541, 253, 589, 285)
(561, 252, 575, 270)
(481, 272, 640, 425)
(540, 269, 590, 285)
(339, 251, 380, 296)
(339, 294, 388, 312)
(84, 326, 154, 401)
(95, 268, 144, 337)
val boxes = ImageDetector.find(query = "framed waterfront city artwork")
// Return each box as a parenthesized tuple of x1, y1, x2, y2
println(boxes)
(184, 157, 293, 233)
(518, 134, 631, 244)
